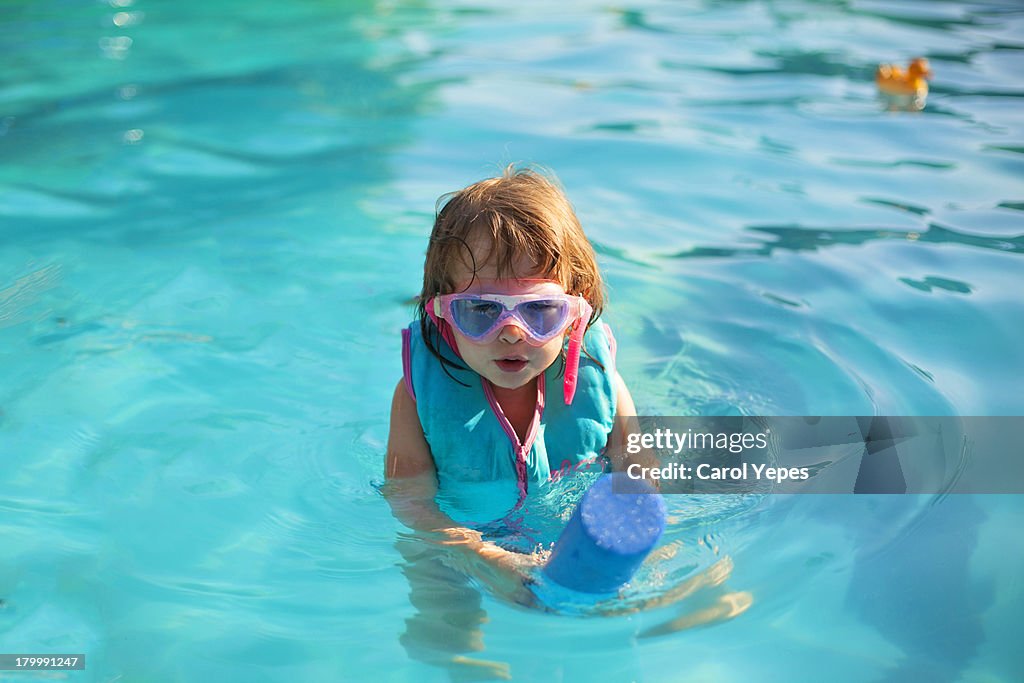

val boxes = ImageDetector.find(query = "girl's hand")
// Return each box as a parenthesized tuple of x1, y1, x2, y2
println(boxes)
(440, 529, 547, 609)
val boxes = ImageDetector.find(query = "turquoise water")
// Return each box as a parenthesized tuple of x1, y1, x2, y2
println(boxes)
(2, 0, 1023, 680)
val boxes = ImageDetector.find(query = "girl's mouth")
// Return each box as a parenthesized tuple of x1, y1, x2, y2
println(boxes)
(495, 358, 528, 373)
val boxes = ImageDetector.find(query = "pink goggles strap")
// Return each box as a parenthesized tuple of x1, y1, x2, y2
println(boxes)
(563, 300, 593, 405)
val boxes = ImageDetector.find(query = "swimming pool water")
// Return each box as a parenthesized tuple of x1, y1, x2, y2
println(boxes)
(2, 0, 1023, 681)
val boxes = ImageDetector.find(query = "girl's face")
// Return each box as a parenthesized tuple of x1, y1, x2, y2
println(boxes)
(447, 245, 569, 392)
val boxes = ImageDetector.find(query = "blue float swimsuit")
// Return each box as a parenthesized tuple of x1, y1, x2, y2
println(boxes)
(401, 320, 619, 503)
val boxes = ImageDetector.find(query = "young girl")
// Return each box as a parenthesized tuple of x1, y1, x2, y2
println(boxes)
(385, 165, 638, 592)
(384, 169, 746, 678)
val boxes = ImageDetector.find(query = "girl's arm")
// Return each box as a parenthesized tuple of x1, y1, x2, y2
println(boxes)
(606, 371, 638, 469)
(383, 380, 542, 606)
(385, 379, 435, 479)
(605, 372, 660, 477)
(384, 379, 468, 532)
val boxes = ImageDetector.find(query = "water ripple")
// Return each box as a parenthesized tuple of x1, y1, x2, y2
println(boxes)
(667, 222, 1024, 259)
(0, 264, 62, 329)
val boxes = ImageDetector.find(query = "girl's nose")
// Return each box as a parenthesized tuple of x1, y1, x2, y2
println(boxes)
(498, 322, 527, 344)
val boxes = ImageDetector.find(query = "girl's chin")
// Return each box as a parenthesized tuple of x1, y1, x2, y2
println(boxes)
(485, 368, 538, 391)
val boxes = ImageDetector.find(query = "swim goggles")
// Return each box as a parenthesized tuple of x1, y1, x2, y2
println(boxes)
(426, 291, 594, 405)
(430, 292, 591, 346)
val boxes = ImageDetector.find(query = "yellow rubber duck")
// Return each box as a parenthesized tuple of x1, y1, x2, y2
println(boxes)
(875, 57, 932, 98)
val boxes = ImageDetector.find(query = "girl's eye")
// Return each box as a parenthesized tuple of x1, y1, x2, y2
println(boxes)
(465, 301, 502, 317)
(521, 301, 560, 314)
(519, 301, 569, 332)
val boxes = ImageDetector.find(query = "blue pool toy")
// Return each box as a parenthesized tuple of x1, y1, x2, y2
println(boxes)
(543, 473, 666, 593)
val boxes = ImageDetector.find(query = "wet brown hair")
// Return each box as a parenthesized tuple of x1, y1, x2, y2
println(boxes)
(417, 165, 606, 375)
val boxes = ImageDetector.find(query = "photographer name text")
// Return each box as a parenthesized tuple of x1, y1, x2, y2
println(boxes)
(626, 462, 809, 484)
